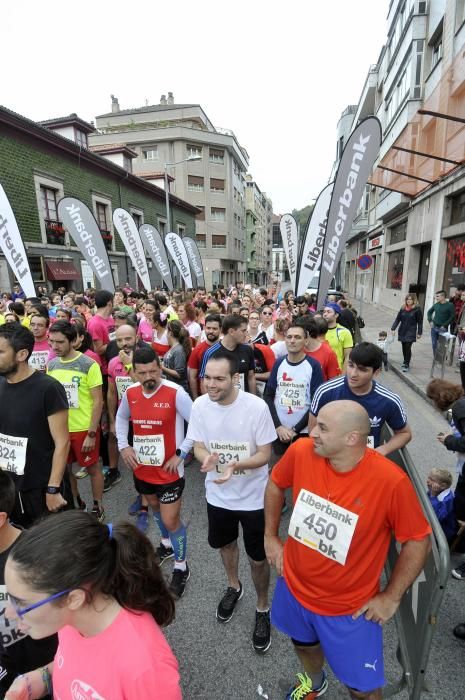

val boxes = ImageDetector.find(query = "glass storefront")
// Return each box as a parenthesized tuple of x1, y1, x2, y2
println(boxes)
(443, 235, 465, 295)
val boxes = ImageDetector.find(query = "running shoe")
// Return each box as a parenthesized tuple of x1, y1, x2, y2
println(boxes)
(169, 565, 190, 599)
(75, 468, 88, 479)
(216, 581, 243, 623)
(285, 671, 328, 699)
(135, 510, 149, 533)
(90, 504, 105, 522)
(452, 561, 465, 579)
(253, 610, 271, 654)
(76, 495, 87, 512)
(128, 494, 142, 516)
(155, 542, 174, 565)
(103, 469, 122, 492)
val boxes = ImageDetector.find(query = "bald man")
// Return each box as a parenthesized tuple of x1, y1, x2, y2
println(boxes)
(105, 325, 148, 493)
(265, 401, 431, 700)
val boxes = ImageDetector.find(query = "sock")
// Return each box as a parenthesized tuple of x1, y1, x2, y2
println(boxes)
(256, 607, 269, 614)
(307, 671, 324, 689)
(153, 510, 169, 539)
(169, 523, 187, 564)
(161, 537, 172, 548)
(174, 560, 187, 571)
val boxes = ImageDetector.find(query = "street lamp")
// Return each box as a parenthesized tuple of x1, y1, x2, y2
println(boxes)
(164, 155, 202, 233)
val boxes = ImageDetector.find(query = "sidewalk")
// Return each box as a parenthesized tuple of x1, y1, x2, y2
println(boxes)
(354, 299, 461, 400)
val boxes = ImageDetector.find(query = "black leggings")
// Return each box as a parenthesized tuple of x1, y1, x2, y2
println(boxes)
(401, 341, 413, 366)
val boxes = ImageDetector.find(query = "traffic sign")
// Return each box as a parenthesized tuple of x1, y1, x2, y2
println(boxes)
(357, 254, 373, 270)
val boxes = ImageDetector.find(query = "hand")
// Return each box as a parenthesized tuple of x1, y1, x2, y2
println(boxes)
(213, 461, 238, 484)
(119, 349, 133, 366)
(5, 676, 30, 700)
(428, 482, 443, 497)
(163, 454, 182, 474)
(265, 534, 284, 576)
(46, 491, 67, 512)
(81, 435, 96, 453)
(390, 330, 396, 335)
(276, 426, 294, 443)
(121, 446, 139, 470)
(200, 452, 219, 473)
(352, 591, 400, 624)
(437, 432, 451, 444)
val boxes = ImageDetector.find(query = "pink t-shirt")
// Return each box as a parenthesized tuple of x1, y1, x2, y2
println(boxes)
(53, 608, 181, 700)
(28, 339, 50, 372)
(87, 315, 115, 373)
(138, 319, 154, 342)
(108, 356, 133, 405)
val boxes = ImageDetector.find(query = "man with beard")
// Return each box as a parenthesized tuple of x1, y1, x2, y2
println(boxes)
(187, 314, 222, 399)
(0, 324, 69, 527)
(116, 346, 193, 599)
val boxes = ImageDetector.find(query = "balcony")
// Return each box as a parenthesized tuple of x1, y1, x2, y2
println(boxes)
(100, 230, 113, 251)
(45, 219, 66, 245)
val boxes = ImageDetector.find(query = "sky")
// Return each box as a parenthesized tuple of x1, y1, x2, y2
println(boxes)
(2, 0, 388, 214)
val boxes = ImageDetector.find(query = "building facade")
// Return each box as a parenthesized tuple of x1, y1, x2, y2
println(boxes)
(0, 107, 197, 293)
(342, 0, 465, 314)
(244, 174, 268, 285)
(89, 95, 249, 289)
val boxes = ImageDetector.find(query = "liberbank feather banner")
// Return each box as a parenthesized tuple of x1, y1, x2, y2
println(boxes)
(279, 214, 298, 294)
(183, 236, 205, 287)
(296, 182, 334, 296)
(0, 184, 36, 297)
(57, 197, 115, 293)
(113, 209, 151, 292)
(316, 117, 382, 309)
(138, 223, 174, 291)
(165, 232, 193, 289)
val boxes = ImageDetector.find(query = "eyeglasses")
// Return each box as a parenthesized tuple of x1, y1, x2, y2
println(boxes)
(8, 588, 71, 620)
(262, 311, 272, 316)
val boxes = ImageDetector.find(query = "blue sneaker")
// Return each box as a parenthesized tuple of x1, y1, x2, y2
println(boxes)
(128, 494, 142, 516)
(285, 671, 328, 699)
(135, 510, 148, 533)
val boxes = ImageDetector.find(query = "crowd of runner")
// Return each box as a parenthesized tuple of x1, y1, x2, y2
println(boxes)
(0, 280, 450, 699)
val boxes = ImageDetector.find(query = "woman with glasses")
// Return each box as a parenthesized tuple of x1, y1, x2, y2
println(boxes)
(4, 510, 181, 699)
(390, 293, 423, 372)
(258, 305, 275, 342)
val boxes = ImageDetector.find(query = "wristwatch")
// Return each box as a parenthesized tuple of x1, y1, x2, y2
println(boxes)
(87, 430, 97, 438)
(175, 449, 189, 460)
(46, 486, 60, 495)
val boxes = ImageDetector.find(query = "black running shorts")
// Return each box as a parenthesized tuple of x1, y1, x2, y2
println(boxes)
(133, 475, 185, 504)
(207, 502, 266, 561)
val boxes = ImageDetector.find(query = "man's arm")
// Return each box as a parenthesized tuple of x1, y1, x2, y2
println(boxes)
(188, 367, 199, 400)
(92, 338, 107, 357)
(376, 424, 412, 456)
(353, 536, 431, 624)
(107, 381, 118, 433)
(342, 345, 351, 372)
(247, 369, 257, 395)
(264, 477, 286, 575)
(82, 386, 103, 453)
(46, 409, 70, 512)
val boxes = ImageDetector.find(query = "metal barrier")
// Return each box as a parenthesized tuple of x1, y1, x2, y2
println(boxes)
(430, 333, 456, 379)
(381, 426, 450, 699)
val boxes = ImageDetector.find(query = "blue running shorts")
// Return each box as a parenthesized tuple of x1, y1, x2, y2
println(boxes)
(271, 576, 385, 692)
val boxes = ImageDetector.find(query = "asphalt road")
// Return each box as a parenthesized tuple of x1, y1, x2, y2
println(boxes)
(77, 372, 464, 699)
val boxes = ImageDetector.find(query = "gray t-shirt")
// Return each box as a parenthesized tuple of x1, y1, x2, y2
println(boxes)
(163, 344, 189, 391)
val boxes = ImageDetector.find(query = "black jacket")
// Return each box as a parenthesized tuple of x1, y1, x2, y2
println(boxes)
(391, 306, 423, 342)
(444, 398, 465, 520)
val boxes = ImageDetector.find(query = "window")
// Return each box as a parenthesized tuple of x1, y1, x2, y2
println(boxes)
(132, 212, 142, 229)
(211, 207, 226, 222)
(186, 145, 202, 159)
(210, 178, 225, 192)
(196, 234, 206, 248)
(451, 192, 465, 225)
(158, 219, 167, 235)
(143, 148, 158, 160)
(212, 235, 226, 248)
(431, 34, 443, 69)
(389, 220, 407, 245)
(188, 175, 204, 192)
(195, 206, 205, 222)
(209, 148, 224, 164)
(40, 186, 58, 221)
(75, 130, 87, 148)
(177, 225, 186, 237)
(96, 202, 110, 232)
(387, 250, 405, 289)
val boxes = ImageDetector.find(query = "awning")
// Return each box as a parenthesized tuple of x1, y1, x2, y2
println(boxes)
(45, 261, 80, 280)
(369, 47, 465, 197)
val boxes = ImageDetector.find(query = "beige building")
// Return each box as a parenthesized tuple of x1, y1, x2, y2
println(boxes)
(89, 94, 249, 289)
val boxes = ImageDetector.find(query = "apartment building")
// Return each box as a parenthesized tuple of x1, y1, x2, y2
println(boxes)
(245, 174, 269, 284)
(342, 0, 465, 314)
(89, 95, 249, 289)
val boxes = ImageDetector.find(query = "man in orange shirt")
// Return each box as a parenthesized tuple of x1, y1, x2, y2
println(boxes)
(264, 400, 431, 700)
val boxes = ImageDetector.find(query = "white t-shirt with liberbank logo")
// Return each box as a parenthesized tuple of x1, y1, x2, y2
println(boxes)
(187, 390, 277, 511)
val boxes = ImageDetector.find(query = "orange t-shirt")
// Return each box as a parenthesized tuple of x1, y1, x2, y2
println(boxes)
(271, 438, 431, 615)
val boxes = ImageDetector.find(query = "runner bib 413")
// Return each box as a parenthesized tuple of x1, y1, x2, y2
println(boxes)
(209, 440, 252, 477)
(289, 488, 358, 565)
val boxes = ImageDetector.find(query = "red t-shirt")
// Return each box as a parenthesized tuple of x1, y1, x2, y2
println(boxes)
(305, 343, 341, 381)
(53, 608, 181, 700)
(271, 438, 431, 615)
(187, 340, 212, 371)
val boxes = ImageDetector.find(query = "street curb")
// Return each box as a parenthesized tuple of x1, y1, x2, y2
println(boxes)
(388, 361, 430, 402)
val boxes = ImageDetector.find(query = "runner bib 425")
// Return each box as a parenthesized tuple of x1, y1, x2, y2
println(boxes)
(289, 488, 359, 565)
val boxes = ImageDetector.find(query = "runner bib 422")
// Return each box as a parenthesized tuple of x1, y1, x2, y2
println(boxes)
(133, 434, 165, 467)
(289, 488, 359, 565)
